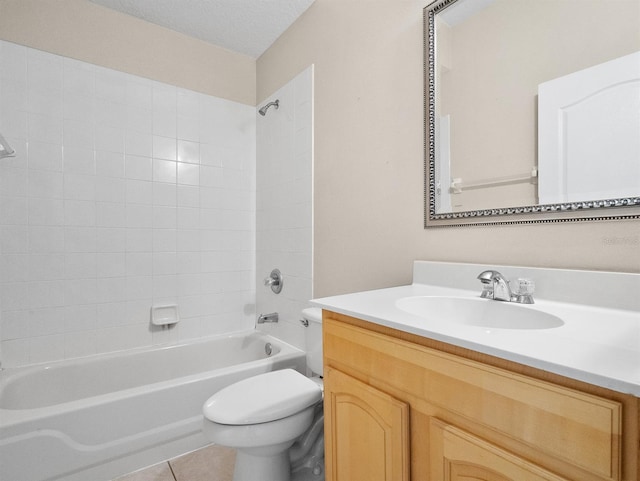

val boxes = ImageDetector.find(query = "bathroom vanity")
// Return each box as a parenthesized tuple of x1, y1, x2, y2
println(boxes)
(312, 262, 640, 481)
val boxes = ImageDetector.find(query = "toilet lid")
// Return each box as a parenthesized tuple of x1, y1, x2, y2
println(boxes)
(203, 369, 323, 425)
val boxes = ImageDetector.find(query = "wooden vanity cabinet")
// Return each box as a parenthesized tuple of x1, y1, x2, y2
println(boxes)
(323, 311, 640, 481)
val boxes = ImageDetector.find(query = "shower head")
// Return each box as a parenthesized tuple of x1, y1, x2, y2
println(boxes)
(258, 99, 279, 116)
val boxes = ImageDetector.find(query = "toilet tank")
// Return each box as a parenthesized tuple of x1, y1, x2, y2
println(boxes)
(302, 308, 323, 376)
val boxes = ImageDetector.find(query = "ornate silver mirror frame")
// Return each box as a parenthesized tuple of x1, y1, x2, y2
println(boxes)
(424, 0, 640, 227)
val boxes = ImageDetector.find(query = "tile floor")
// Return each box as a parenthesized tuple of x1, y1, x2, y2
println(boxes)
(113, 444, 236, 481)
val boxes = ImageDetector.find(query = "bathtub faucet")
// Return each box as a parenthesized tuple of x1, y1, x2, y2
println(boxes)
(257, 312, 279, 324)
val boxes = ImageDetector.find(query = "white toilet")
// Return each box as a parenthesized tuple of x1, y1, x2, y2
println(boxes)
(202, 308, 324, 481)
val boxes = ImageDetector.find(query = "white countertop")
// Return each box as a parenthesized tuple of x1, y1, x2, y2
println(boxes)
(312, 281, 640, 396)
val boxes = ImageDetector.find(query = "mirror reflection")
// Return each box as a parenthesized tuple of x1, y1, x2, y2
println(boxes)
(427, 0, 640, 223)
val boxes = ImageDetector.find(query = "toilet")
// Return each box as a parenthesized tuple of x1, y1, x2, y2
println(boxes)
(202, 308, 324, 481)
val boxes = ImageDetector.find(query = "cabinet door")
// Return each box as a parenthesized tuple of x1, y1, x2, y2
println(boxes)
(324, 367, 410, 481)
(430, 418, 570, 481)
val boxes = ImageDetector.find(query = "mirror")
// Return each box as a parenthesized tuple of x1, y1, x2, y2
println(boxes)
(424, 0, 640, 227)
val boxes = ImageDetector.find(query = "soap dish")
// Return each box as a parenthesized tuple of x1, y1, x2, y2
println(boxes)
(151, 305, 179, 326)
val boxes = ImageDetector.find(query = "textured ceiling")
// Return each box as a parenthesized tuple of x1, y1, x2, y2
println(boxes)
(88, 0, 315, 58)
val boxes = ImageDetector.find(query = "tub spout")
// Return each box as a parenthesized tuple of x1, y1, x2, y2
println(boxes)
(257, 312, 278, 324)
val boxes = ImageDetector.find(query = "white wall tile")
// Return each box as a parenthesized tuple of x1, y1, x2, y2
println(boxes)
(95, 99, 125, 127)
(153, 110, 177, 138)
(64, 226, 96, 252)
(29, 141, 63, 172)
(63, 62, 95, 98)
(96, 150, 124, 178)
(65, 253, 97, 279)
(29, 334, 65, 364)
(63, 93, 95, 123)
(29, 254, 65, 281)
(126, 228, 153, 252)
(126, 252, 152, 276)
(153, 135, 176, 160)
(28, 198, 64, 226)
(29, 226, 64, 253)
(96, 277, 127, 303)
(0, 41, 256, 367)
(96, 253, 126, 278)
(178, 115, 199, 142)
(64, 304, 97, 332)
(65, 330, 97, 359)
(177, 162, 199, 185)
(0, 167, 27, 197)
(177, 88, 199, 117)
(0, 197, 27, 225)
(126, 81, 153, 111)
(1, 225, 28, 253)
(152, 182, 176, 206)
(256, 66, 313, 350)
(125, 154, 152, 180)
(1, 310, 30, 340)
(95, 125, 124, 153)
(1, 254, 29, 283)
(63, 118, 94, 150)
(126, 179, 152, 204)
(0, 339, 30, 366)
(64, 200, 95, 226)
(153, 229, 177, 252)
(96, 176, 126, 203)
(95, 70, 125, 103)
(96, 227, 126, 253)
(96, 202, 126, 227)
(64, 174, 95, 200)
(1, 282, 30, 311)
(153, 274, 177, 298)
(152, 206, 176, 229)
(126, 106, 152, 133)
(126, 204, 153, 228)
(29, 170, 64, 199)
(28, 89, 63, 118)
(63, 146, 96, 175)
(126, 276, 153, 301)
(125, 130, 152, 157)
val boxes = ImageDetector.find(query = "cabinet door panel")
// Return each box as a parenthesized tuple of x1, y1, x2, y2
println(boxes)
(430, 418, 570, 481)
(324, 317, 622, 480)
(324, 367, 410, 481)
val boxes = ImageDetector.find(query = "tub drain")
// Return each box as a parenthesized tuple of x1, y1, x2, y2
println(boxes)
(265, 342, 273, 356)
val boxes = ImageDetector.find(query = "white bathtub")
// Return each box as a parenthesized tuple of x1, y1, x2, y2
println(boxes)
(0, 330, 306, 481)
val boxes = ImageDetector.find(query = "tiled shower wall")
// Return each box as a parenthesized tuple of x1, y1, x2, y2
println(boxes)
(0, 40, 256, 367)
(256, 66, 313, 349)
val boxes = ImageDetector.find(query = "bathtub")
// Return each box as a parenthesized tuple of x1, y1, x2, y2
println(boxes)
(0, 330, 306, 481)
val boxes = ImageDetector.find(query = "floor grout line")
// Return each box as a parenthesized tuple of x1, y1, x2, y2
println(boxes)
(167, 461, 178, 481)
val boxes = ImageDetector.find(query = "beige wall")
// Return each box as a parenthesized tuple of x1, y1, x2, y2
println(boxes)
(258, 0, 640, 298)
(0, 0, 255, 105)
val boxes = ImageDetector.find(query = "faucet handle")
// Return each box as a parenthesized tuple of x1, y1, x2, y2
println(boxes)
(263, 268, 283, 294)
(513, 278, 535, 304)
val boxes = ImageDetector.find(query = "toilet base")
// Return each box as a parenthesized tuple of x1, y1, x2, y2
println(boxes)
(233, 450, 291, 481)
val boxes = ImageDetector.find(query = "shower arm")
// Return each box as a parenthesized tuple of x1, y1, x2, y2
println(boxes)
(0, 132, 16, 159)
(258, 99, 279, 116)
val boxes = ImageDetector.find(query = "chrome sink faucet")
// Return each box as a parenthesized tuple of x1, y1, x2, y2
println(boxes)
(477, 270, 535, 304)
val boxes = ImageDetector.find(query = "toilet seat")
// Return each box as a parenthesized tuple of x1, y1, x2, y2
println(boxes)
(203, 369, 323, 425)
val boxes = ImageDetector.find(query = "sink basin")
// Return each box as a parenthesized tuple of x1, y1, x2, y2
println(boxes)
(395, 296, 564, 330)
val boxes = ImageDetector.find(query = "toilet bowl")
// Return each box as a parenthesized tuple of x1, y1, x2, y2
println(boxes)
(202, 308, 324, 481)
